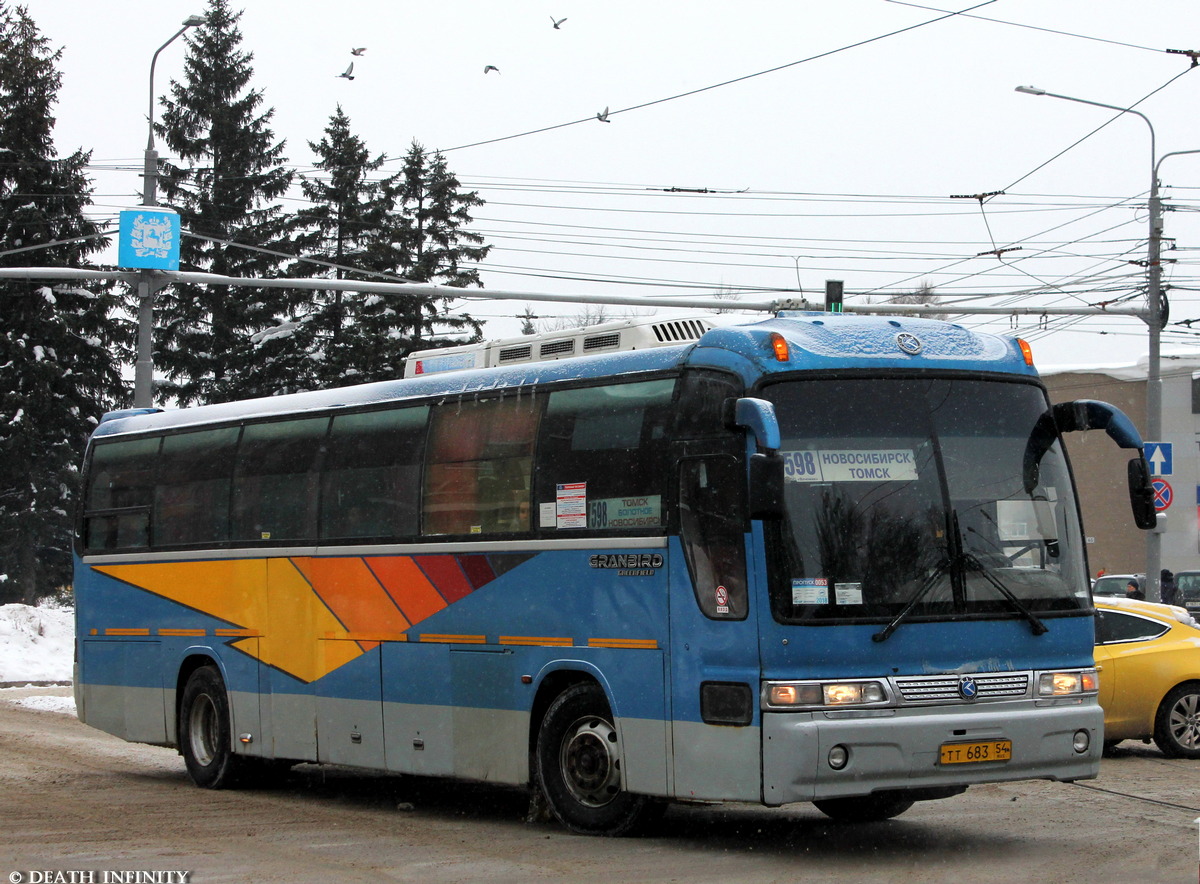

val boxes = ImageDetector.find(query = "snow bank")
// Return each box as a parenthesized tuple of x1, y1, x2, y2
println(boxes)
(0, 602, 74, 683)
(11, 694, 75, 714)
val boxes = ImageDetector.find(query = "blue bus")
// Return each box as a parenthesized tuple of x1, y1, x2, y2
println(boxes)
(73, 312, 1154, 834)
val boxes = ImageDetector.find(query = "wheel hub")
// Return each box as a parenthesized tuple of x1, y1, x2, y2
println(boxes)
(560, 715, 621, 808)
(1171, 693, 1200, 749)
(188, 693, 219, 767)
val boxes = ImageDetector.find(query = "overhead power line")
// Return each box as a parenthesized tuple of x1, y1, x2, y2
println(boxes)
(429, 0, 1000, 155)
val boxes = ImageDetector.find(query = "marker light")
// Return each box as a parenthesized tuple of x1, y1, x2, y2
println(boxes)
(767, 683, 823, 707)
(1038, 669, 1098, 696)
(769, 332, 790, 362)
(1017, 338, 1034, 366)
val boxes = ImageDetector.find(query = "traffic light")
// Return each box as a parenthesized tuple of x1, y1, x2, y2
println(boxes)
(825, 279, 844, 313)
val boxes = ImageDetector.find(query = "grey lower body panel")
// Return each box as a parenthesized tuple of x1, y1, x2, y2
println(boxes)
(762, 700, 1103, 806)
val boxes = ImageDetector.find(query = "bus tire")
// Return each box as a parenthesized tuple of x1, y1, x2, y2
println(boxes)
(1153, 682, 1200, 758)
(536, 683, 651, 836)
(813, 794, 915, 822)
(179, 665, 243, 789)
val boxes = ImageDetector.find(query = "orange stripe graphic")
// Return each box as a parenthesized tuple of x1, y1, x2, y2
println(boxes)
(587, 638, 658, 650)
(292, 557, 412, 651)
(366, 556, 448, 624)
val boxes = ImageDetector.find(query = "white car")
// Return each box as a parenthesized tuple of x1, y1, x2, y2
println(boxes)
(1092, 573, 1144, 598)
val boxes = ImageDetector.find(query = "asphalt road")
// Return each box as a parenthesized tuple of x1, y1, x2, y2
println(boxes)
(0, 686, 1197, 884)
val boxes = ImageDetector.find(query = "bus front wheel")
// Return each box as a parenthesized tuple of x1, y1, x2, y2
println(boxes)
(179, 665, 243, 789)
(535, 683, 653, 836)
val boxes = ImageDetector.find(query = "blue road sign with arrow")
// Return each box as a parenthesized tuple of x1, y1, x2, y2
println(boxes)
(1145, 442, 1173, 477)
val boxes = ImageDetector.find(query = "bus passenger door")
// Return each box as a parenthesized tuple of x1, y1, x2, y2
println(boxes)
(670, 455, 762, 801)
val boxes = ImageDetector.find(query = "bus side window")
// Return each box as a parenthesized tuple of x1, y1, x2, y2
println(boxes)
(679, 456, 749, 619)
(320, 406, 427, 541)
(81, 436, 160, 551)
(423, 395, 544, 536)
(231, 417, 328, 543)
(154, 427, 241, 547)
(536, 379, 674, 531)
(675, 372, 743, 439)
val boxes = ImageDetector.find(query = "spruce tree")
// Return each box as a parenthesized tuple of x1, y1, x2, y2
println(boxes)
(276, 106, 394, 390)
(355, 141, 488, 373)
(0, 3, 127, 603)
(153, 0, 294, 404)
(284, 132, 489, 385)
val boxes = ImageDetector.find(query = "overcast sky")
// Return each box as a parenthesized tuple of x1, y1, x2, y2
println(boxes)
(31, 0, 1200, 366)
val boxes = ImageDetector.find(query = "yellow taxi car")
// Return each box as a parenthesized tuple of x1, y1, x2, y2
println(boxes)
(1094, 597, 1200, 757)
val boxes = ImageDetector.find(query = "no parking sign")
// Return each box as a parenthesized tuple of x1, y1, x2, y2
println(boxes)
(1152, 478, 1173, 511)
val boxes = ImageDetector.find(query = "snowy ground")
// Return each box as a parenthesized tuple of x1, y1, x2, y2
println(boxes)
(0, 602, 76, 714)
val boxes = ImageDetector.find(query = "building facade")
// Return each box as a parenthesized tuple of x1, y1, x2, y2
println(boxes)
(1042, 351, 1200, 578)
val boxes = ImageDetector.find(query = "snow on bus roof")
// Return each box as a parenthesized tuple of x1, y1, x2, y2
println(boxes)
(93, 313, 1037, 440)
(93, 344, 691, 438)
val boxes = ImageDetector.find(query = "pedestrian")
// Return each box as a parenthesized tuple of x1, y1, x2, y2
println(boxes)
(1160, 569, 1177, 606)
(1125, 579, 1145, 601)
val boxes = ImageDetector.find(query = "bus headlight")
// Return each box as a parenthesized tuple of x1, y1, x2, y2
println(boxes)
(764, 680, 889, 710)
(824, 682, 886, 705)
(1037, 669, 1098, 697)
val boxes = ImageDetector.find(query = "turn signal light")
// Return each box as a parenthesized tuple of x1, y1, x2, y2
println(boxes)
(769, 332, 790, 362)
(1017, 338, 1034, 366)
(1038, 669, 1098, 696)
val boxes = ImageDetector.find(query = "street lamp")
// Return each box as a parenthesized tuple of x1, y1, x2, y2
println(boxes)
(1015, 84, 1172, 601)
(134, 14, 205, 408)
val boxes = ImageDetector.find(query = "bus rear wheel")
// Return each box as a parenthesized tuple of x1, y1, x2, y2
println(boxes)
(536, 683, 653, 836)
(179, 665, 243, 789)
(813, 794, 915, 822)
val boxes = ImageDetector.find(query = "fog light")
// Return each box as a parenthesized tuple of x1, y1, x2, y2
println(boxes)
(1072, 730, 1090, 754)
(828, 745, 849, 770)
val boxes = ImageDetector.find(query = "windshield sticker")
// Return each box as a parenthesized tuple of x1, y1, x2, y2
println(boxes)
(538, 502, 557, 528)
(782, 449, 918, 483)
(588, 495, 662, 529)
(556, 482, 588, 529)
(792, 578, 829, 605)
(835, 582, 864, 605)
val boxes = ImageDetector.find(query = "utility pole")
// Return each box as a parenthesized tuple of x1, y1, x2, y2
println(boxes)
(133, 15, 205, 408)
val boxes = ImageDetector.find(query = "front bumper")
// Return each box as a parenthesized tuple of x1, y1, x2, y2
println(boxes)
(761, 698, 1102, 806)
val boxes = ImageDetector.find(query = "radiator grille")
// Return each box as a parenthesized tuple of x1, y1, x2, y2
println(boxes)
(583, 332, 621, 351)
(651, 319, 709, 342)
(893, 672, 1031, 703)
(539, 339, 576, 357)
(497, 345, 532, 363)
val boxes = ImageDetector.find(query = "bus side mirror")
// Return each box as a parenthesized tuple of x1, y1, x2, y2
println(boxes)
(749, 453, 784, 520)
(730, 398, 784, 519)
(1128, 456, 1157, 530)
(1053, 400, 1143, 449)
(730, 398, 781, 451)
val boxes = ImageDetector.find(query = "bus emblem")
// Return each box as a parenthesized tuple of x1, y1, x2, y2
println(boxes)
(959, 676, 979, 701)
(896, 332, 923, 355)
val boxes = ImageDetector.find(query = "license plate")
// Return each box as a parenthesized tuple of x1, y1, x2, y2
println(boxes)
(939, 739, 1012, 764)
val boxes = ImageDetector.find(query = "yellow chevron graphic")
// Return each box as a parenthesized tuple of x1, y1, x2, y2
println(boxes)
(96, 559, 361, 683)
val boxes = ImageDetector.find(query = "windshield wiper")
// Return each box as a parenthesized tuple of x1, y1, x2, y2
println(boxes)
(872, 557, 951, 643)
(873, 511, 1048, 642)
(961, 550, 1048, 636)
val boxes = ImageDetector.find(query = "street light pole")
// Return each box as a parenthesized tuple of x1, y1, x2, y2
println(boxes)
(1014, 85, 1165, 600)
(133, 14, 205, 408)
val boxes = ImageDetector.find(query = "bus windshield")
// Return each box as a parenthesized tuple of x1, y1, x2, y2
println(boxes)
(762, 376, 1089, 625)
